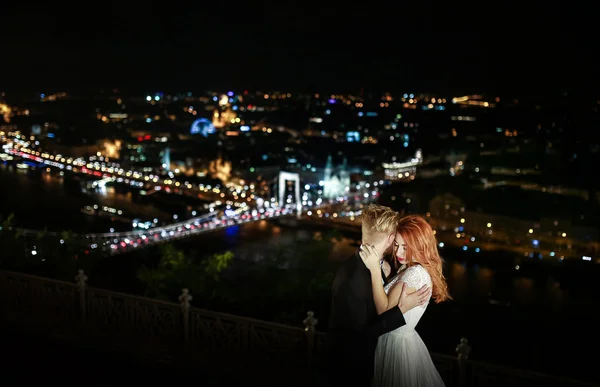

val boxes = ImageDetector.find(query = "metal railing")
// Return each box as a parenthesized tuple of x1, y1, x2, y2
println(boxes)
(0, 269, 596, 387)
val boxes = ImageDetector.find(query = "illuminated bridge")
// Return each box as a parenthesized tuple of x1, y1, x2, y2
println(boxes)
(1, 134, 377, 255)
(89, 206, 296, 255)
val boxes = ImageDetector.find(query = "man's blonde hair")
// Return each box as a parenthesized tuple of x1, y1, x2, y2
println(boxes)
(361, 204, 398, 235)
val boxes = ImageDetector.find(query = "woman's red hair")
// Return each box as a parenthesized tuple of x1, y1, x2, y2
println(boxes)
(396, 215, 452, 303)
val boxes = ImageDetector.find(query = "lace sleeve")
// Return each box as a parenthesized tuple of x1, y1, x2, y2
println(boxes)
(401, 265, 431, 290)
(399, 265, 432, 329)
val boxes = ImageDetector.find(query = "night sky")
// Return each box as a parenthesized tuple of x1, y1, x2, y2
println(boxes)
(3, 1, 595, 94)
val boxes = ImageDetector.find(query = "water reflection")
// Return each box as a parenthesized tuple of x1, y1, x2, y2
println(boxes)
(183, 221, 589, 313)
(546, 278, 565, 310)
(475, 266, 495, 299)
(513, 277, 535, 305)
(95, 184, 107, 196)
(0, 164, 171, 232)
(330, 236, 357, 259)
(448, 262, 468, 299)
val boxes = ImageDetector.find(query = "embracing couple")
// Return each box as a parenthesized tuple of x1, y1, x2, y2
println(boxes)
(328, 204, 451, 387)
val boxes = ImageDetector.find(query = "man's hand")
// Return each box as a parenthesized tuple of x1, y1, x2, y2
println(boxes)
(359, 243, 382, 272)
(396, 283, 430, 314)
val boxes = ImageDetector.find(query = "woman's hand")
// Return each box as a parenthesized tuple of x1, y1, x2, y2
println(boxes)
(359, 243, 382, 272)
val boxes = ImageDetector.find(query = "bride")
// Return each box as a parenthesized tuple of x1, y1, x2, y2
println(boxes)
(360, 214, 451, 386)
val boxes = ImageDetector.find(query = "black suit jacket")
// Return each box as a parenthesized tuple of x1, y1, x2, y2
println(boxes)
(328, 251, 406, 387)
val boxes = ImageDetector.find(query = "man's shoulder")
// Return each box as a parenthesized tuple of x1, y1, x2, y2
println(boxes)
(336, 253, 370, 291)
(336, 253, 361, 274)
(333, 254, 361, 285)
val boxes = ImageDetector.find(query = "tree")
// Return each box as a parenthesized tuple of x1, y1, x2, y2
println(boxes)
(137, 244, 234, 301)
(137, 267, 167, 297)
(240, 229, 339, 323)
(203, 251, 234, 281)
(0, 213, 27, 268)
(0, 214, 98, 279)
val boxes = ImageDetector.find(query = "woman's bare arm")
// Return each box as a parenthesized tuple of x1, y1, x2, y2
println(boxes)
(387, 280, 416, 309)
(369, 269, 392, 314)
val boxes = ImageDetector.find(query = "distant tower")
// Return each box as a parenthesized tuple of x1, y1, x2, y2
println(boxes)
(161, 147, 171, 171)
(323, 155, 348, 200)
(324, 155, 333, 182)
(340, 157, 350, 188)
(415, 148, 423, 163)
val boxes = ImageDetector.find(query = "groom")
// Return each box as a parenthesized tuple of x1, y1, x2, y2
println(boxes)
(328, 204, 430, 387)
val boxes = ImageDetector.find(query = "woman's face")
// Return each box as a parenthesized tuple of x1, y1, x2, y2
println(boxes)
(394, 233, 408, 265)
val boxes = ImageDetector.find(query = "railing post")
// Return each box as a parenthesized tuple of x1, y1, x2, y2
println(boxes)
(303, 311, 318, 365)
(456, 337, 471, 387)
(75, 270, 88, 324)
(179, 288, 192, 342)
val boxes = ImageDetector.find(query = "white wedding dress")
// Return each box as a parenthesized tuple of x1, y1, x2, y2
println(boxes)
(373, 264, 445, 387)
